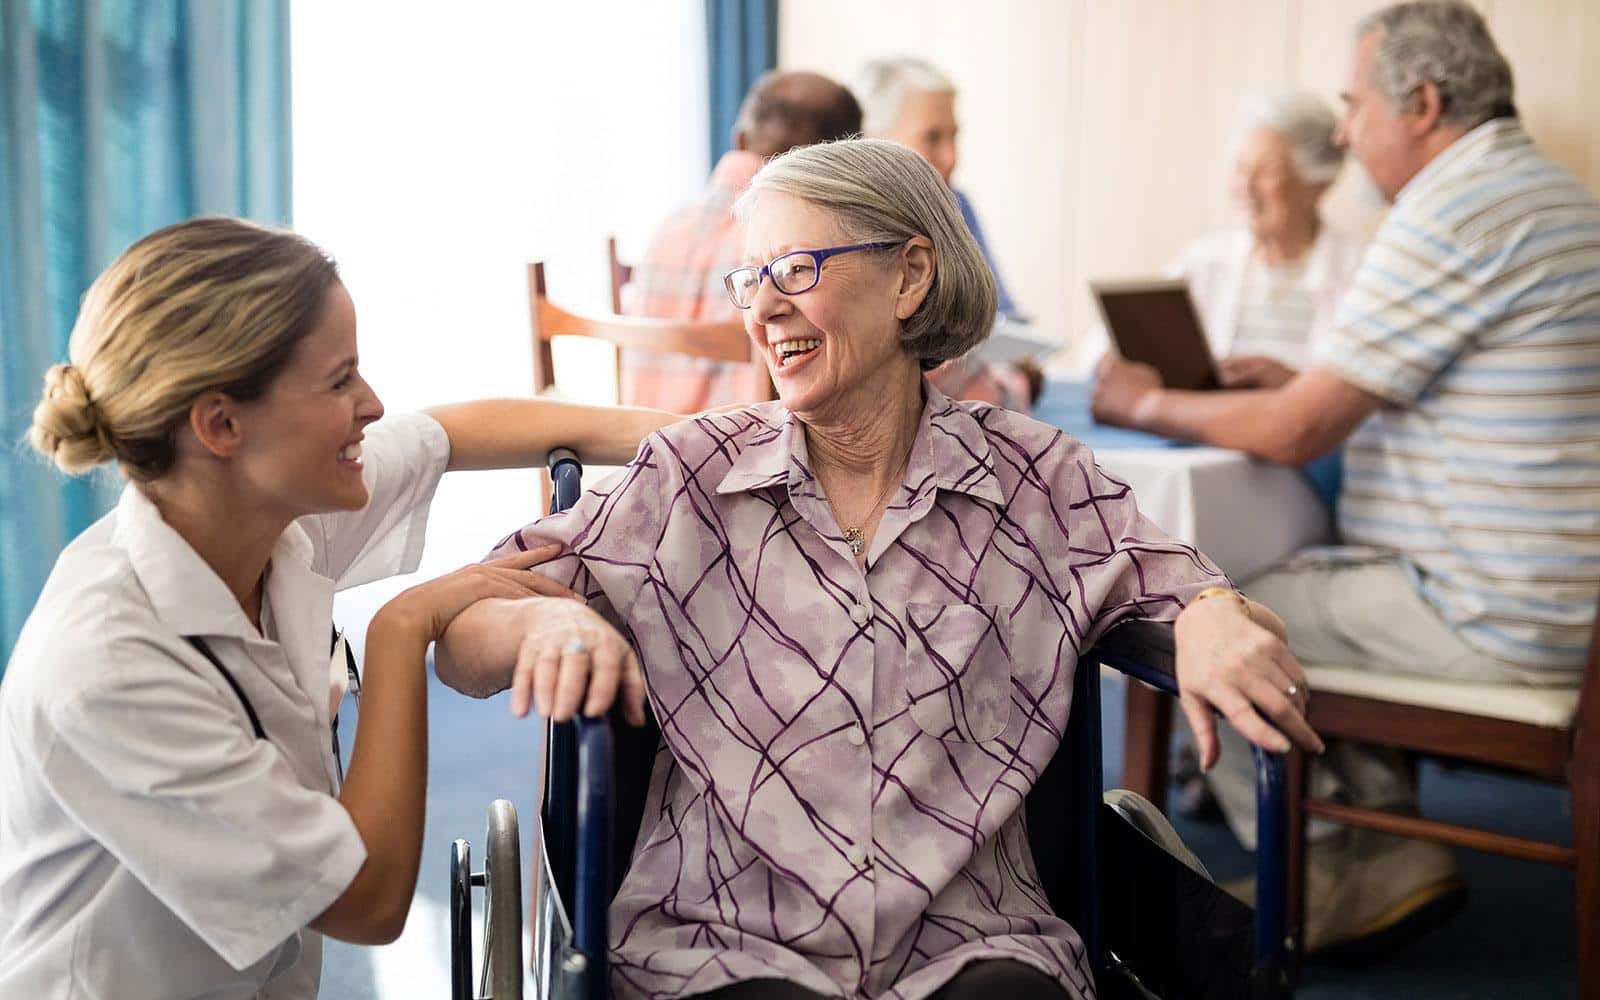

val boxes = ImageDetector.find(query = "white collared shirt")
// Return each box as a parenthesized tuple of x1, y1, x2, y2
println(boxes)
(0, 411, 450, 1000)
(1165, 223, 1368, 364)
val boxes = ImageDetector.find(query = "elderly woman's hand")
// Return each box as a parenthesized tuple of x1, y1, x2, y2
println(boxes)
(1090, 353, 1163, 429)
(505, 597, 648, 726)
(1173, 591, 1324, 769)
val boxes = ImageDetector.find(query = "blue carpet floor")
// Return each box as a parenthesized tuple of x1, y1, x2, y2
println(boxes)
(322, 671, 1579, 998)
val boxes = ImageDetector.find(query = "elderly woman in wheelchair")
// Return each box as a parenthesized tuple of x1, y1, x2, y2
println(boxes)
(438, 138, 1321, 1000)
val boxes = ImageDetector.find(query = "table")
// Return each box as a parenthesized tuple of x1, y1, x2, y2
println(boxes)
(1035, 380, 1332, 582)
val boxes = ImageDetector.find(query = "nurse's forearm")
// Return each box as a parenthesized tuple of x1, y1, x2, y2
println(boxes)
(310, 611, 430, 945)
(426, 398, 679, 470)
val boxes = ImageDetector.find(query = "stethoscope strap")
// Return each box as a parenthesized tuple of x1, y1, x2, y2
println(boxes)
(183, 636, 268, 741)
(330, 625, 360, 789)
(186, 629, 360, 790)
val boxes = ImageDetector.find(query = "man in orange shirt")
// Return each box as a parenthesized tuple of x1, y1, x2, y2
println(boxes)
(619, 71, 861, 413)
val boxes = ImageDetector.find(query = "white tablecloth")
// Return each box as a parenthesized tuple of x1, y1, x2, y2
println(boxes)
(1097, 447, 1331, 583)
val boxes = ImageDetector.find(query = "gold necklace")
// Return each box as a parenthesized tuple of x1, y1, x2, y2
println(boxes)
(837, 464, 907, 557)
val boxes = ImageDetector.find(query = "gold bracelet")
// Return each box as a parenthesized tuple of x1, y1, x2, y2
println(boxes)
(1189, 586, 1252, 620)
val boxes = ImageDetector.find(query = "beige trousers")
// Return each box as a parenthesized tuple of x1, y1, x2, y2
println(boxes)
(1203, 553, 1569, 850)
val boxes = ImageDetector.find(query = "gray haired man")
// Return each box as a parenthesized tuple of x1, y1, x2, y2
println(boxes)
(1094, 0, 1600, 958)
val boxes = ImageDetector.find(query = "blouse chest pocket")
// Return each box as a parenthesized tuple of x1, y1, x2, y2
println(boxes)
(904, 602, 1013, 742)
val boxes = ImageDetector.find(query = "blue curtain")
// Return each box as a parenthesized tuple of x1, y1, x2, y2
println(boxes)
(0, 0, 291, 665)
(705, 0, 776, 165)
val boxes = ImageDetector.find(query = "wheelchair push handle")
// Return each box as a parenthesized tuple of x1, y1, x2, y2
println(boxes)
(549, 448, 583, 517)
(548, 446, 581, 472)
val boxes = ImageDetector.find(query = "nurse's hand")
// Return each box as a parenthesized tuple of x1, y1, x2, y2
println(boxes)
(505, 598, 646, 726)
(374, 545, 577, 646)
(1173, 591, 1324, 770)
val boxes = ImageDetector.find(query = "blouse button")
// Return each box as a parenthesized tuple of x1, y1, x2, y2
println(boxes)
(846, 842, 868, 866)
(846, 724, 866, 746)
(849, 603, 871, 625)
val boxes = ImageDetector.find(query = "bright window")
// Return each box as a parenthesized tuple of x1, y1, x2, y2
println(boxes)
(292, 10, 708, 985)
(293, 0, 707, 579)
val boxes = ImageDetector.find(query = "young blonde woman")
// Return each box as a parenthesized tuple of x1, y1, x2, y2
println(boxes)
(0, 217, 658, 999)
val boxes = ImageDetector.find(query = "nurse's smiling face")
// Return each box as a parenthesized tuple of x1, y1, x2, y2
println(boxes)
(232, 282, 385, 518)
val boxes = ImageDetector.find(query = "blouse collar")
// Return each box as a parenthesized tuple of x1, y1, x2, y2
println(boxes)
(715, 382, 1005, 509)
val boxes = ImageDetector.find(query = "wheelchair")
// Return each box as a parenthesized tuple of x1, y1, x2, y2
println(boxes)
(450, 449, 1294, 1000)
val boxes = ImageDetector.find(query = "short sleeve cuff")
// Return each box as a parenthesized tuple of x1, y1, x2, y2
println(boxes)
(208, 804, 368, 970)
(1310, 338, 1425, 407)
(326, 411, 452, 588)
(390, 412, 451, 576)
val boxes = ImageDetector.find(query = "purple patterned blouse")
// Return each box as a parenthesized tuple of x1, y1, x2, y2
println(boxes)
(491, 386, 1226, 1000)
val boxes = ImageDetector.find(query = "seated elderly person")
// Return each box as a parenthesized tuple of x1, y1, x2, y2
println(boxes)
(1093, 0, 1600, 957)
(857, 56, 1041, 413)
(1160, 89, 1364, 810)
(621, 69, 862, 413)
(1170, 90, 1366, 390)
(438, 139, 1320, 1000)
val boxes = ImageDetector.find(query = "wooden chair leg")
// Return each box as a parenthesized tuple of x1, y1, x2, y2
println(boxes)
(1286, 747, 1309, 982)
(1121, 680, 1171, 812)
(1573, 745, 1600, 999)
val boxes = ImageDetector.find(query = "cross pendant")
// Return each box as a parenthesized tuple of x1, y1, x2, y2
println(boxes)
(844, 527, 865, 556)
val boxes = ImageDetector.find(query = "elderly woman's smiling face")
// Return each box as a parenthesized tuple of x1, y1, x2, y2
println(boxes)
(740, 191, 929, 420)
(1229, 126, 1325, 242)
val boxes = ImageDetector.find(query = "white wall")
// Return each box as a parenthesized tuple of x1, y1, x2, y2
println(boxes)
(781, 0, 1081, 360)
(781, 0, 1600, 371)
(293, 0, 707, 596)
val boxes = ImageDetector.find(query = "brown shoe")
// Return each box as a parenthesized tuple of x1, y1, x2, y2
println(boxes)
(1223, 829, 1465, 960)
(1308, 830, 1466, 962)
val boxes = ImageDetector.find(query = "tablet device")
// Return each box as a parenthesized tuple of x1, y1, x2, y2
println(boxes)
(1091, 278, 1221, 391)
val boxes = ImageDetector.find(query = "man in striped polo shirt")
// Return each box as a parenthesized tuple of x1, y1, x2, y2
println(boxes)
(1094, 0, 1600, 956)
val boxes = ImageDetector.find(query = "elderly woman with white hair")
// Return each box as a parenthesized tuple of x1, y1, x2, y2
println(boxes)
(438, 139, 1321, 1000)
(855, 56, 1040, 414)
(1158, 90, 1366, 390)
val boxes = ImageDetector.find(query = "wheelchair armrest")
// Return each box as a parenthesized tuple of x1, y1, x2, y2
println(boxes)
(1253, 752, 1289, 993)
(1090, 617, 1293, 991)
(1090, 618, 1177, 696)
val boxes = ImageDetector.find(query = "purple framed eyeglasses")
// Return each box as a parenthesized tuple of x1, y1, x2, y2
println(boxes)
(723, 241, 904, 309)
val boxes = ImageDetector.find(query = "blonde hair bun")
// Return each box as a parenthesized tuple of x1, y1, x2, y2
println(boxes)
(29, 363, 115, 474)
(28, 364, 114, 474)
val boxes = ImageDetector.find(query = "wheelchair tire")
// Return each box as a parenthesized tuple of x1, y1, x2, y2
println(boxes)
(484, 799, 524, 999)
(450, 840, 473, 1000)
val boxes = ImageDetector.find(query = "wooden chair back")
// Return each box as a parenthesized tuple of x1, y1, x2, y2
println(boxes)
(527, 261, 769, 400)
(606, 236, 633, 315)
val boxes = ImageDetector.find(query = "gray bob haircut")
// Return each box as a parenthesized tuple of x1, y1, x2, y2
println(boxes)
(1235, 90, 1345, 186)
(854, 57, 956, 137)
(1356, 1, 1514, 130)
(735, 138, 997, 371)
